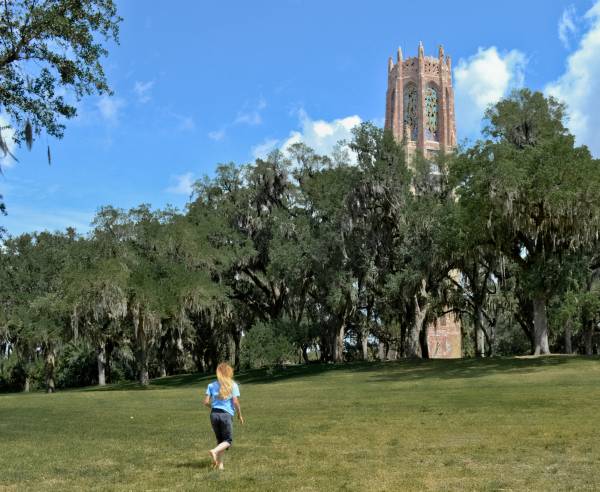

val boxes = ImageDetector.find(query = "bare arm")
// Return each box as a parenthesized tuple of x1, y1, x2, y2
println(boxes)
(232, 396, 244, 424)
(203, 395, 211, 408)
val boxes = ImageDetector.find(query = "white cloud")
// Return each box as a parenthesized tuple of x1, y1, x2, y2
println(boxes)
(454, 47, 527, 139)
(252, 138, 279, 159)
(559, 6, 578, 49)
(281, 109, 361, 156)
(97, 96, 125, 124)
(176, 115, 195, 132)
(133, 80, 154, 103)
(249, 110, 361, 162)
(208, 129, 226, 141)
(166, 172, 195, 195)
(546, 1, 600, 157)
(235, 97, 267, 126)
(0, 114, 17, 169)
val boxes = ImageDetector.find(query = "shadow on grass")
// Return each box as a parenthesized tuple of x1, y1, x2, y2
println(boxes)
(364, 356, 598, 383)
(175, 461, 214, 470)
(78, 355, 599, 393)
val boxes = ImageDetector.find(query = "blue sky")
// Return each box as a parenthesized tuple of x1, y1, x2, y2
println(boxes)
(2, 0, 599, 236)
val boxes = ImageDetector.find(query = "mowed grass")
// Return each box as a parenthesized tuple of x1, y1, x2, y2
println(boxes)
(1, 357, 600, 491)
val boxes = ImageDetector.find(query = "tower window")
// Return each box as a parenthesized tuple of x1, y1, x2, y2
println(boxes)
(403, 85, 418, 141)
(425, 85, 439, 141)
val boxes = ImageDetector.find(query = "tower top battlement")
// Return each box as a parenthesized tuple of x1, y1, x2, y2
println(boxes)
(388, 43, 452, 75)
(384, 42, 456, 155)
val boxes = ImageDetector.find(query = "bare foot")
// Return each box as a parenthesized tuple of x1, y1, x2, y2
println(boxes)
(208, 449, 218, 467)
(218, 463, 224, 471)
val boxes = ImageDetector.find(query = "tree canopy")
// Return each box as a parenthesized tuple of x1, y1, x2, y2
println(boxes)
(1, 89, 599, 393)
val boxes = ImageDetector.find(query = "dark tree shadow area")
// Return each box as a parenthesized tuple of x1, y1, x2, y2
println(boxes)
(78, 356, 599, 393)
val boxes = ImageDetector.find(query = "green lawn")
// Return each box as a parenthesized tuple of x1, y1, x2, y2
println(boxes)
(1, 357, 599, 491)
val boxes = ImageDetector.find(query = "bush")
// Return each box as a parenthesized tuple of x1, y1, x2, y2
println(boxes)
(241, 321, 297, 369)
(0, 354, 44, 392)
(56, 341, 97, 388)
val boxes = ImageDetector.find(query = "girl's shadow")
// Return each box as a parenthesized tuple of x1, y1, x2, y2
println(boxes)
(175, 461, 214, 470)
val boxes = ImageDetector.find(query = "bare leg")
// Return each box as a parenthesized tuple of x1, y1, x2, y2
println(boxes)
(209, 441, 230, 469)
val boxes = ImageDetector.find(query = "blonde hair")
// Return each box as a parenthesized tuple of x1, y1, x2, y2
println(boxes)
(216, 362, 234, 400)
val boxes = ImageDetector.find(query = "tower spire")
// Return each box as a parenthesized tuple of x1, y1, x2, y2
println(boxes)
(388, 56, 393, 73)
(438, 44, 444, 60)
(397, 47, 403, 63)
(418, 41, 424, 59)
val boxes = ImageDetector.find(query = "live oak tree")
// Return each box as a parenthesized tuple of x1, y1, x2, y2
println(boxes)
(0, 0, 121, 155)
(453, 89, 600, 355)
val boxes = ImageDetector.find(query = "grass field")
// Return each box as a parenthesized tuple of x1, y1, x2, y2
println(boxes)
(1, 357, 600, 491)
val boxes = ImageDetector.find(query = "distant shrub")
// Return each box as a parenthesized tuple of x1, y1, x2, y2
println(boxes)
(241, 321, 297, 369)
(56, 341, 97, 388)
(0, 354, 44, 392)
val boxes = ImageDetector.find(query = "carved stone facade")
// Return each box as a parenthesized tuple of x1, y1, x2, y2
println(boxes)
(385, 43, 462, 359)
(384, 42, 457, 159)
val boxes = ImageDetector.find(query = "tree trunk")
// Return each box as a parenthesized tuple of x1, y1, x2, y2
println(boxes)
(97, 343, 107, 386)
(159, 364, 167, 378)
(301, 344, 309, 364)
(133, 307, 150, 385)
(45, 349, 56, 393)
(584, 324, 593, 356)
(387, 346, 398, 360)
(564, 320, 572, 355)
(106, 339, 114, 383)
(176, 332, 185, 371)
(232, 329, 241, 371)
(361, 331, 369, 361)
(138, 330, 150, 385)
(334, 322, 345, 363)
(419, 323, 430, 359)
(23, 376, 30, 393)
(378, 341, 386, 361)
(407, 296, 427, 358)
(406, 324, 422, 358)
(475, 307, 486, 357)
(532, 296, 550, 355)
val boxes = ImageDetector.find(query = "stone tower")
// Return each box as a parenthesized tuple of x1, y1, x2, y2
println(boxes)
(384, 42, 456, 159)
(385, 43, 462, 359)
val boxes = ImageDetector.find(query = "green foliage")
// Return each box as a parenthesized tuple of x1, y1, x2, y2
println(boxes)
(2, 91, 600, 391)
(0, 0, 122, 153)
(240, 321, 296, 369)
(56, 341, 97, 388)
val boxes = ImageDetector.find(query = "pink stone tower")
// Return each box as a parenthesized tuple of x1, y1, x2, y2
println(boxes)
(384, 42, 457, 159)
(385, 42, 462, 358)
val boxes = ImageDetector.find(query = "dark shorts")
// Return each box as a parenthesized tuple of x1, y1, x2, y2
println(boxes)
(210, 409, 233, 445)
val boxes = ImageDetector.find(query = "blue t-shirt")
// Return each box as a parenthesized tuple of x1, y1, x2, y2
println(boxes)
(205, 381, 240, 416)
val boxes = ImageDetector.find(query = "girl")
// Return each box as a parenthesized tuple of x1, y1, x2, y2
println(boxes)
(203, 362, 244, 470)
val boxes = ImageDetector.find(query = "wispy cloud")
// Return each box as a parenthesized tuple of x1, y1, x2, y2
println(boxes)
(208, 129, 226, 141)
(454, 46, 527, 138)
(1, 206, 94, 236)
(208, 96, 267, 143)
(133, 80, 155, 103)
(166, 172, 195, 195)
(252, 138, 279, 159)
(169, 113, 196, 132)
(559, 5, 578, 49)
(97, 95, 125, 124)
(234, 96, 267, 126)
(546, 0, 600, 157)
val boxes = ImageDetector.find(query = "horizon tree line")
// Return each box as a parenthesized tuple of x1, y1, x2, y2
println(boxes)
(1, 89, 600, 392)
